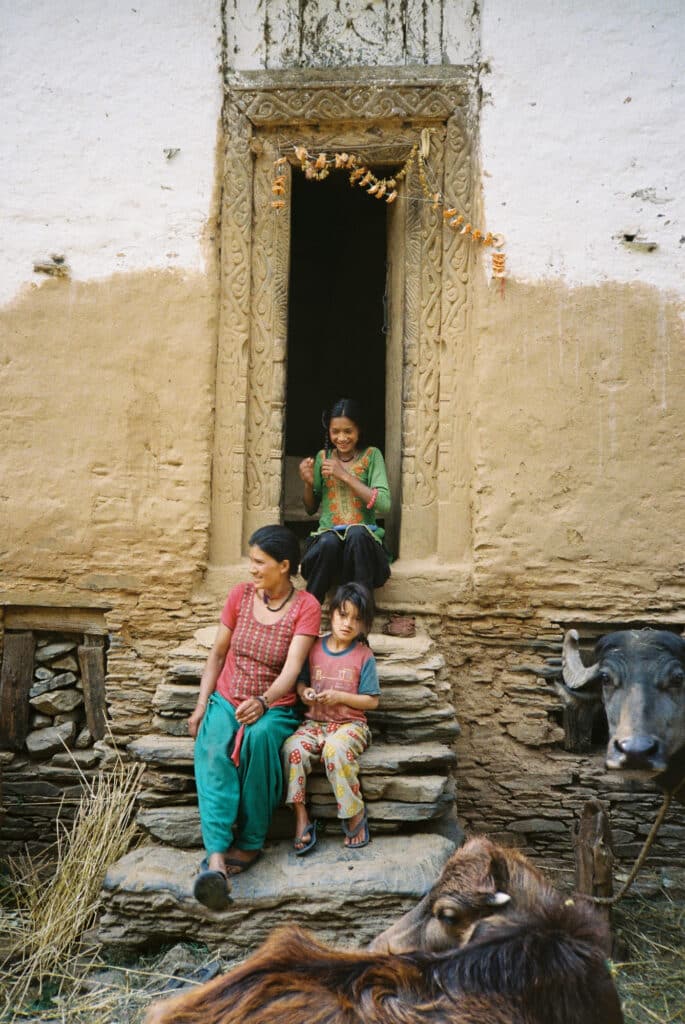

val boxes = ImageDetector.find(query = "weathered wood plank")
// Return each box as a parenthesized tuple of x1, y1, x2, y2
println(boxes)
(78, 639, 107, 740)
(573, 798, 613, 925)
(0, 632, 36, 750)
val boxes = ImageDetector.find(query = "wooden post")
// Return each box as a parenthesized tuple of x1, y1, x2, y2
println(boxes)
(78, 635, 107, 740)
(573, 798, 614, 925)
(0, 631, 36, 750)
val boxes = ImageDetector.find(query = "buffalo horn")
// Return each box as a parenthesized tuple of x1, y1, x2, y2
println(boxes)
(561, 629, 601, 689)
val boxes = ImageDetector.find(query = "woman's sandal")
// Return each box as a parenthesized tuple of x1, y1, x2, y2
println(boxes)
(193, 859, 232, 911)
(342, 810, 370, 849)
(293, 819, 318, 857)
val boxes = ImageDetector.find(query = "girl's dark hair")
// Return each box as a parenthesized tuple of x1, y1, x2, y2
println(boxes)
(322, 398, 364, 451)
(330, 582, 375, 636)
(248, 525, 301, 577)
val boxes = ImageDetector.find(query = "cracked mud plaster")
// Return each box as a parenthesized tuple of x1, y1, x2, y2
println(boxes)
(467, 275, 685, 611)
(0, 270, 218, 596)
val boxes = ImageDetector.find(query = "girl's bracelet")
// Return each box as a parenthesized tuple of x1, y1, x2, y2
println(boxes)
(366, 487, 378, 510)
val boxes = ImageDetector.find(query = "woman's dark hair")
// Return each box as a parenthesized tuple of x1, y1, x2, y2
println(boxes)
(322, 398, 364, 451)
(248, 525, 301, 577)
(329, 582, 375, 636)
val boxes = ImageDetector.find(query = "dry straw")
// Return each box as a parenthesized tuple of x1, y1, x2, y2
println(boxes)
(0, 755, 144, 1017)
(613, 893, 685, 1024)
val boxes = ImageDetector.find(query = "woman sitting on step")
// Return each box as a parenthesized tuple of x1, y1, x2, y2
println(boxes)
(188, 525, 321, 911)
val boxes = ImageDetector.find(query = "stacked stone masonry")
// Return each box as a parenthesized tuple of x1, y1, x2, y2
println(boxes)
(0, 631, 107, 858)
(127, 629, 460, 846)
(440, 615, 685, 887)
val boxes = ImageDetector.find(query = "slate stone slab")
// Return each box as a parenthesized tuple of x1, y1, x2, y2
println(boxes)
(25, 722, 76, 758)
(98, 834, 455, 954)
(129, 735, 457, 774)
(30, 688, 83, 716)
(35, 642, 77, 663)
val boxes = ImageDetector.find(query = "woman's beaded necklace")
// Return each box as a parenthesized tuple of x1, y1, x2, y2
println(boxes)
(262, 585, 294, 612)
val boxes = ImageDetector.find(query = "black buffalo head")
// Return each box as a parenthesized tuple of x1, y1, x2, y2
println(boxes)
(561, 628, 685, 774)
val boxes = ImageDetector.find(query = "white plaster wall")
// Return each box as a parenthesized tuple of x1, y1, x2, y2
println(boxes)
(3, 1, 683, 303)
(0, 0, 223, 306)
(480, 0, 685, 293)
(226, 0, 478, 71)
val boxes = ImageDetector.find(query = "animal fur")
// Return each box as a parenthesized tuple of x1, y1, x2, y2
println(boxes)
(145, 867, 622, 1024)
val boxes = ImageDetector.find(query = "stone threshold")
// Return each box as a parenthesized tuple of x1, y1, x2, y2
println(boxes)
(98, 833, 456, 955)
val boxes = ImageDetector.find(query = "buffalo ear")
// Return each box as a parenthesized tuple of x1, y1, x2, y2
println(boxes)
(489, 850, 510, 892)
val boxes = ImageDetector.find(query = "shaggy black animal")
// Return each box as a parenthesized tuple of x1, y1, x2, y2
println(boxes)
(145, 892, 623, 1024)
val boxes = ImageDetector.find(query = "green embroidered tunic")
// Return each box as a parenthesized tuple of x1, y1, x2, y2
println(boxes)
(309, 446, 391, 542)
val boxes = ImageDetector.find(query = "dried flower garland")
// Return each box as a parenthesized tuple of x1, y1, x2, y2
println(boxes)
(271, 136, 506, 280)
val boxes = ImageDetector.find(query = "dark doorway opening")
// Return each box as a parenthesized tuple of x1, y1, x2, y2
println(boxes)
(284, 168, 388, 518)
(284, 167, 389, 533)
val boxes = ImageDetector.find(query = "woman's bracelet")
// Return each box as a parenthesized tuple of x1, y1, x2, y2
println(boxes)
(255, 695, 268, 713)
(366, 487, 378, 510)
(196, 699, 207, 709)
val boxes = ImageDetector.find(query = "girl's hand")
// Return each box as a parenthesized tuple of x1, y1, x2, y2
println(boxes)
(187, 703, 207, 738)
(235, 697, 265, 724)
(299, 457, 315, 485)
(321, 457, 350, 483)
(315, 689, 344, 706)
(301, 687, 318, 706)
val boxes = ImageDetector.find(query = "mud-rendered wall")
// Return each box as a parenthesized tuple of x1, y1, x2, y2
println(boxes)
(1, 2, 222, 598)
(2, 2, 685, 877)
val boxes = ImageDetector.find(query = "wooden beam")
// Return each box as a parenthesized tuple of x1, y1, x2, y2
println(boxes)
(0, 631, 36, 750)
(78, 637, 107, 740)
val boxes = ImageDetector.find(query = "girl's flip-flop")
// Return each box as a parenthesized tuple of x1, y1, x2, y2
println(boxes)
(193, 859, 232, 911)
(343, 810, 370, 849)
(293, 819, 318, 857)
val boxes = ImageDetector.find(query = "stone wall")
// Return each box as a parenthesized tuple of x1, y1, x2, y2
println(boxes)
(436, 612, 685, 888)
(0, 630, 106, 858)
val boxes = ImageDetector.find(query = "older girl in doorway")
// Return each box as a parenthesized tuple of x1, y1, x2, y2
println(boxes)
(299, 398, 391, 604)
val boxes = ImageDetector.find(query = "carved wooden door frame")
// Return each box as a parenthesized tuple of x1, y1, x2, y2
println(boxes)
(209, 67, 475, 567)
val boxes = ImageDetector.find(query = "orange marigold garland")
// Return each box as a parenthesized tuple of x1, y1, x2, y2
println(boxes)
(270, 141, 505, 275)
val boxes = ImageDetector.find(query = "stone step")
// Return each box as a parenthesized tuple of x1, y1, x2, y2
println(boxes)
(154, 677, 447, 718)
(128, 734, 457, 774)
(136, 783, 455, 848)
(137, 772, 451, 810)
(128, 734, 457, 841)
(98, 833, 456, 955)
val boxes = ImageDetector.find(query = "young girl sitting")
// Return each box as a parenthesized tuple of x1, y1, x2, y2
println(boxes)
(299, 398, 391, 604)
(282, 582, 380, 854)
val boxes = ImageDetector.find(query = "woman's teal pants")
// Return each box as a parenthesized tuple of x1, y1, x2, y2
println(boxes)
(194, 692, 300, 855)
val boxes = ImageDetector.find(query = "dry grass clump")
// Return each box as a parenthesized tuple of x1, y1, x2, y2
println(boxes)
(613, 893, 685, 1024)
(0, 757, 144, 1018)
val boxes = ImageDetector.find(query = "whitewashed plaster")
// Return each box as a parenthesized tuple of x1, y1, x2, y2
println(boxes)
(479, 0, 685, 293)
(225, 0, 479, 71)
(3, 1, 683, 306)
(0, 0, 223, 306)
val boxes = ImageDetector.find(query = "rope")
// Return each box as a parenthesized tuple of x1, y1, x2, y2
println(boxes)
(587, 776, 685, 906)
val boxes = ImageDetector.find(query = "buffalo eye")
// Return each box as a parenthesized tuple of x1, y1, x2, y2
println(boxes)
(433, 898, 464, 925)
(598, 670, 616, 689)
